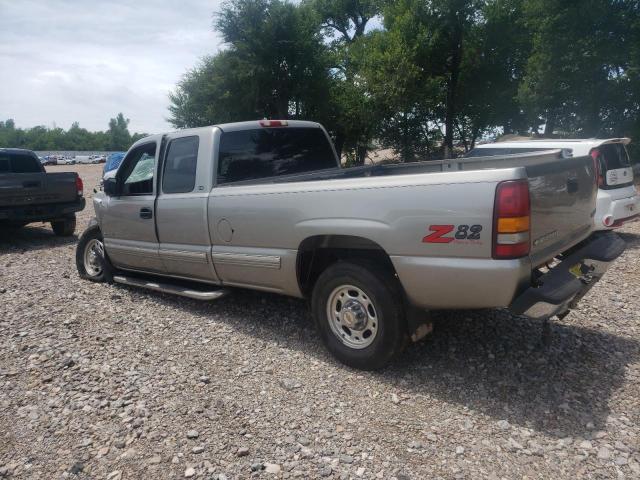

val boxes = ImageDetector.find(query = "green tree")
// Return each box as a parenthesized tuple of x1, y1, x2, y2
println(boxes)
(306, 0, 383, 162)
(518, 0, 636, 137)
(169, 0, 331, 130)
(0, 116, 146, 151)
(106, 113, 133, 151)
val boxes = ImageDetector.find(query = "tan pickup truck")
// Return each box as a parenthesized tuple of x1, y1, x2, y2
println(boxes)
(76, 120, 625, 369)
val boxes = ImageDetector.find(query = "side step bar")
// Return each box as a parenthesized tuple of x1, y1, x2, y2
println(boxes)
(113, 275, 230, 301)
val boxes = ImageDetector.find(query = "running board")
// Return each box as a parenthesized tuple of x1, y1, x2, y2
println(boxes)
(113, 275, 230, 301)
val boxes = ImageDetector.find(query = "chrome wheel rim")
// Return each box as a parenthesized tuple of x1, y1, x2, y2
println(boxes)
(84, 239, 104, 277)
(326, 285, 378, 349)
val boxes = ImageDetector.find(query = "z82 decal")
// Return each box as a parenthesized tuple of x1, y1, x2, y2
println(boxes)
(422, 224, 483, 243)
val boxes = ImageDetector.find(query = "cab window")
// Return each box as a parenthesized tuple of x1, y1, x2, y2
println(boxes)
(162, 136, 199, 193)
(119, 143, 156, 195)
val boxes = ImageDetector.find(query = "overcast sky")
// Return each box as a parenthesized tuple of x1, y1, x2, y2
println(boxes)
(0, 0, 224, 134)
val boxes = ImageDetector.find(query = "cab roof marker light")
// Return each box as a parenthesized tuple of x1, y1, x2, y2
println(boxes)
(259, 120, 289, 127)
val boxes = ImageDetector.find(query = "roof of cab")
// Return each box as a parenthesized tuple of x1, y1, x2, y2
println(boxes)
(129, 120, 323, 150)
(0, 148, 37, 154)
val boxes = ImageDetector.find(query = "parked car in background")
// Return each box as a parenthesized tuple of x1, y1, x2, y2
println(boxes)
(466, 138, 639, 229)
(42, 156, 57, 166)
(75, 155, 93, 164)
(104, 152, 125, 173)
(77, 120, 624, 369)
(0, 148, 85, 235)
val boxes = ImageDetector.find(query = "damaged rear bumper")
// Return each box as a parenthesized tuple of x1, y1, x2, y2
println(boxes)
(509, 232, 626, 320)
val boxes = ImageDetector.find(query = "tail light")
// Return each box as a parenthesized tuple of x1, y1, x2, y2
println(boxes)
(493, 180, 531, 259)
(259, 120, 288, 127)
(590, 149, 605, 187)
(76, 176, 84, 196)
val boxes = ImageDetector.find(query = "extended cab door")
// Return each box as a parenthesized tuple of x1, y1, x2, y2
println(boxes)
(155, 130, 220, 282)
(101, 140, 164, 272)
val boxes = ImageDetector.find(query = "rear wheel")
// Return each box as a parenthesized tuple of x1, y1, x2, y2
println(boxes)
(51, 215, 76, 236)
(311, 262, 406, 370)
(76, 226, 113, 282)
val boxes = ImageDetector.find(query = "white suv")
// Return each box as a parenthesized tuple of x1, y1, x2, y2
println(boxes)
(467, 138, 639, 230)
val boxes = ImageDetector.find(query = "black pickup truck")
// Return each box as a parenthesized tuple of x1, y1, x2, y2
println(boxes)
(0, 148, 85, 236)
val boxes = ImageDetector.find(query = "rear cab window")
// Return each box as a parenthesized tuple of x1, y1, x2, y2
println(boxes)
(0, 151, 43, 173)
(217, 127, 337, 185)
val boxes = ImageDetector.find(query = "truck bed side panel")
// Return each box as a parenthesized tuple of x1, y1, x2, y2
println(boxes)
(207, 169, 521, 300)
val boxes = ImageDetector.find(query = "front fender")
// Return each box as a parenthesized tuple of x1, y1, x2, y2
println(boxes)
(86, 217, 99, 230)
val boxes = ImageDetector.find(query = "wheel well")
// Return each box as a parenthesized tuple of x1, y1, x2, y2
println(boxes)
(296, 235, 397, 297)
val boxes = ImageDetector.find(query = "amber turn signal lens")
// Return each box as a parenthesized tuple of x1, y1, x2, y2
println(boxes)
(497, 216, 530, 233)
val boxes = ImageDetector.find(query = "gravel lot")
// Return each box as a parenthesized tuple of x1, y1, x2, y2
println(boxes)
(1, 164, 639, 479)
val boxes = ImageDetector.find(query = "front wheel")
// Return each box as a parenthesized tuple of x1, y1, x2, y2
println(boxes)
(311, 262, 406, 370)
(76, 226, 113, 282)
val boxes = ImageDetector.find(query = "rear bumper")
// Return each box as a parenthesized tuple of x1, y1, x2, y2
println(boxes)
(0, 198, 85, 222)
(510, 232, 626, 319)
(595, 188, 639, 230)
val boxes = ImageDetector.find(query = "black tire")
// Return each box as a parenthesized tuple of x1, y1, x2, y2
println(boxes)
(76, 226, 113, 283)
(311, 261, 407, 370)
(0, 221, 27, 229)
(51, 215, 76, 236)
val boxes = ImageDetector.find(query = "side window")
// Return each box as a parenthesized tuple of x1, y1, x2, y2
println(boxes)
(162, 136, 199, 193)
(119, 143, 156, 196)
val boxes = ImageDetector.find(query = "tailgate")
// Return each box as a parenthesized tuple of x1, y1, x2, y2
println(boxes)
(526, 154, 597, 266)
(0, 172, 79, 208)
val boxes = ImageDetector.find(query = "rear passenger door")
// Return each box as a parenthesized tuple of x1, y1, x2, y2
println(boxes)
(156, 131, 219, 282)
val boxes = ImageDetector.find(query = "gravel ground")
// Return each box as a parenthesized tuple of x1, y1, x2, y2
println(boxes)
(1, 164, 639, 479)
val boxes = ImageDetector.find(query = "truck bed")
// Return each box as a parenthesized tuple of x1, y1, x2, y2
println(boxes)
(221, 149, 567, 185)
(207, 149, 597, 306)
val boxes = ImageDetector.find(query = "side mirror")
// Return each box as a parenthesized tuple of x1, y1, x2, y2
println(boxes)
(103, 177, 118, 196)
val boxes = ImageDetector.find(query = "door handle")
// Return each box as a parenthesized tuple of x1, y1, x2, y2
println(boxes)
(140, 207, 153, 219)
(567, 177, 579, 194)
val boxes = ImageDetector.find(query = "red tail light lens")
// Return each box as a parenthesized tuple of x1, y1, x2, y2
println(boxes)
(76, 176, 84, 196)
(493, 180, 531, 259)
(590, 149, 604, 187)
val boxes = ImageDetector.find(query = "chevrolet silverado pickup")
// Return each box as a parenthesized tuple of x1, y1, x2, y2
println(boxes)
(76, 120, 625, 369)
(0, 148, 85, 235)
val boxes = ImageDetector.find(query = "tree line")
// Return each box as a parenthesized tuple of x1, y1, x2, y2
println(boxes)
(169, 0, 640, 163)
(0, 113, 147, 152)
